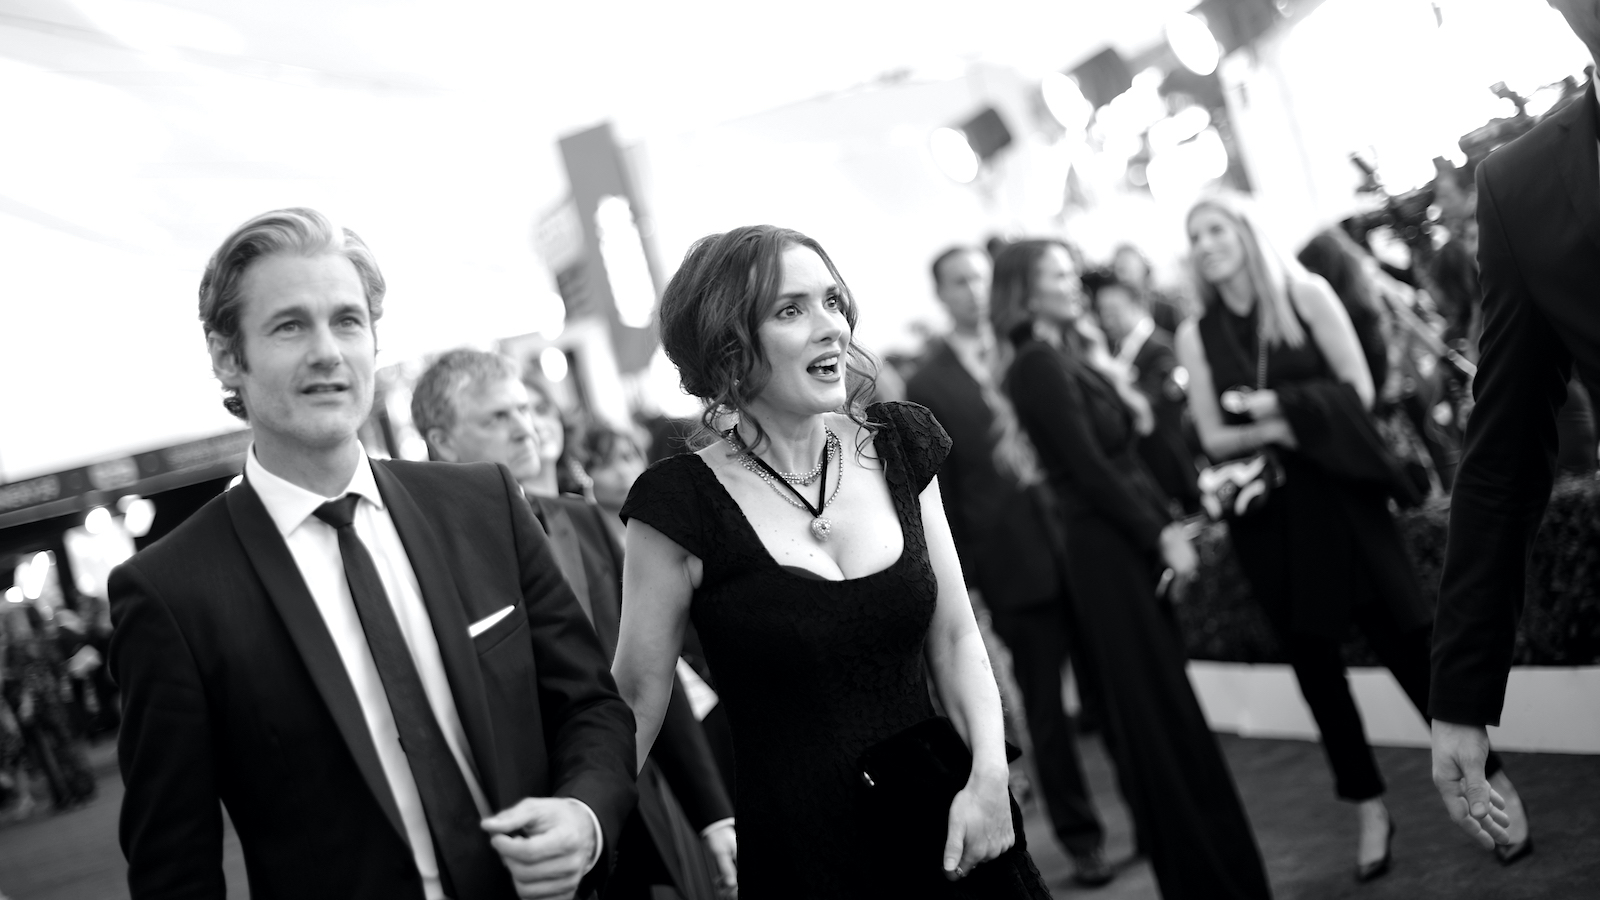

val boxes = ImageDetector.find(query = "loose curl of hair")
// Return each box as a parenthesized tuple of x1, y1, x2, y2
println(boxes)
(656, 225, 879, 453)
(199, 207, 386, 419)
(1184, 192, 1307, 349)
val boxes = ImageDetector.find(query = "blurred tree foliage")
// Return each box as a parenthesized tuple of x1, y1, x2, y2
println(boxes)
(1176, 476, 1600, 667)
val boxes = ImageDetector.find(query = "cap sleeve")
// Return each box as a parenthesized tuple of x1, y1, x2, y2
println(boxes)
(870, 401, 951, 495)
(619, 455, 709, 560)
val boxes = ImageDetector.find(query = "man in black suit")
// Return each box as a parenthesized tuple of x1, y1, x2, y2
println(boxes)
(1087, 275, 1200, 516)
(1431, 3, 1600, 856)
(109, 208, 637, 900)
(412, 350, 737, 900)
(906, 246, 1113, 887)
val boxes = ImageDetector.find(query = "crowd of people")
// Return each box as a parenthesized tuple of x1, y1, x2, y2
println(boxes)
(0, 596, 112, 823)
(35, 7, 1592, 899)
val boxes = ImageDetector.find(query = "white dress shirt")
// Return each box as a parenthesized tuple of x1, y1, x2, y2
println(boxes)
(247, 448, 599, 898)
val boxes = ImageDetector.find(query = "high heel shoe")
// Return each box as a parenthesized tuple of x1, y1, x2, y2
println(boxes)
(1354, 818, 1395, 883)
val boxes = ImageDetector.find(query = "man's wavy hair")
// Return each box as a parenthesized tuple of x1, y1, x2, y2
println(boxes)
(198, 207, 386, 419)
(657, 225, 879, 453)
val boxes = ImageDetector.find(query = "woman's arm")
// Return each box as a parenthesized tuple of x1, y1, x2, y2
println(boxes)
(1292, 275, 1376, 409)
(1176, 320, 1296, 460)
(919, 475, 1014, 877)
(612, 518, 701, 771)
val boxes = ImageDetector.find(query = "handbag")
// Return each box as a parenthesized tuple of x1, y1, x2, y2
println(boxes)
(856, 717, 1021, 877)
(1198, 331, 1286, 520)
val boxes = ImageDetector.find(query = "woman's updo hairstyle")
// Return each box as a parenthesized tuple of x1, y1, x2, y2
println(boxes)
(657, 224, 880, 451)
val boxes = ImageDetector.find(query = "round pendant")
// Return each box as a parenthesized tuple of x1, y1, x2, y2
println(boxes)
(810, 516, 833, 542)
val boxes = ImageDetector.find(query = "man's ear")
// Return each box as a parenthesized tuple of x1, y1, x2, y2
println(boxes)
(208, 333, 244, 390)
(427, 427, 458, 463)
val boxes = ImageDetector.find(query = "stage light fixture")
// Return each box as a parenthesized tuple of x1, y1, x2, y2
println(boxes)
(84, 506, 112, 535)
(1167, 12, 1222, 76)
(1041, 72, 1094, 132)
(930, 107, 1014, 184)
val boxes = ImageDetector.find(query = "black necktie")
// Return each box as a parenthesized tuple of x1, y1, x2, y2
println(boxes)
(314, 494, 506, 899)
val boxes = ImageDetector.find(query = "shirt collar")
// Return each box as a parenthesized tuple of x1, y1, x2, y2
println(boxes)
(245, 444, 384, 538)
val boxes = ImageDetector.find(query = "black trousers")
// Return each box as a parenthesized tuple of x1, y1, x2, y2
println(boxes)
(1277, 603, 1503, 802)
(990, 600, 1105, 857)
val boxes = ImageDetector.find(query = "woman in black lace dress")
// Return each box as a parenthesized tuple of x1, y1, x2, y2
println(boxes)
(991, 239, 1273, 900)
(611, 225, 1050, 899)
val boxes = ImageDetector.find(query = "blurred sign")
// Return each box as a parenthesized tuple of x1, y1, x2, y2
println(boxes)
(0, 429, 251, 529)
(557, 122, 663, 374)
(535, 198, 586, 274)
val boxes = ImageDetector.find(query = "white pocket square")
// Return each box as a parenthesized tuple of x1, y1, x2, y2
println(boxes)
(468, 605, 515, 638)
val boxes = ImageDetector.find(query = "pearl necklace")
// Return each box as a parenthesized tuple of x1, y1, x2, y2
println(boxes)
(725, 427, 844, 541)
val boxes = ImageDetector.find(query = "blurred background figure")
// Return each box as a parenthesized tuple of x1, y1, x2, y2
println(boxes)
(992, 238, 1272, 900)
(1084, 269, 1202, 516)
(907, 245, 1114, 888)
(577, 426, 651, 548)
(1178, 193, 1528, 882)
(1110, 243, 1188, 335)
(0, 608, 96, 815)
(412, 349, 738, 900)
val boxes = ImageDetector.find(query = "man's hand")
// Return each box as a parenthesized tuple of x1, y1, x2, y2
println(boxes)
(702, 821, 738, 899)
(482, 798, 598, 900)
(1431, 720, 1511, 849)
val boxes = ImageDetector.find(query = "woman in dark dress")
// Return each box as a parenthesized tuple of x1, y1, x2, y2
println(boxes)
(990, 239, 1273, 900)
(611, 225, 1050, 899)
(1175, 193, 1532, 878)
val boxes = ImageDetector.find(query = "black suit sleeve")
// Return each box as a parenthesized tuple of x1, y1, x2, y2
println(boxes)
(500, 469, 638, 885)
(1430, 160, 1573, 726)
(1010, 347, 1168, 554)
(109, 561, 226, 900)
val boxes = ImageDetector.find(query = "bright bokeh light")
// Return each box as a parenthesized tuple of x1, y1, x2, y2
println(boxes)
(1041, 71, 1094, 132)
(1148, 106, 1213, 153)
(123, 497, 156, 537)
(4, 586, 21, 605)
(19, 551, 53, 601)
(929, 127, 980, 183)
(1146, 128, 1231, 204)
(84, 506, 113, 535)
(540, 346, 570, 383)
(595, 195, 658, 329)
(1167, 13, 1221, 76)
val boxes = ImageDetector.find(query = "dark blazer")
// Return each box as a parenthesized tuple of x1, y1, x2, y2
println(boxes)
(1006, 336, 1170, 557)
(905, 339, 1064, 611)
(109, 460, 638, 900)
(1433, 84, 1600, 726)
(528, 495, 733, 830)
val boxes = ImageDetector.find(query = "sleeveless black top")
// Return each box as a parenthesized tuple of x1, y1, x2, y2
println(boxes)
(620, 402, 1049, 899)
(1196, 303, 1428, 638)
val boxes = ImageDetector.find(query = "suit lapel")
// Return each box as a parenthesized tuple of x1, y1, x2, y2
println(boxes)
(1555, 83, 1600, 256)
(370, 462, 505, 810)
(225, 481, 409, 845)
(535, 500, 595, 626)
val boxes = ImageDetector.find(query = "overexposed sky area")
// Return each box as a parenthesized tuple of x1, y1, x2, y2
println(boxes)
(0, 0, 1590, 479)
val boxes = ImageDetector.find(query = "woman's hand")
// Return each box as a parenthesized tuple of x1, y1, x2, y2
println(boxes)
(1159, 523, 1199, 595)
(943, 765, 1015, 881)
(1256, 417, 1299, 450)
(1238, 388, 1281, 420)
